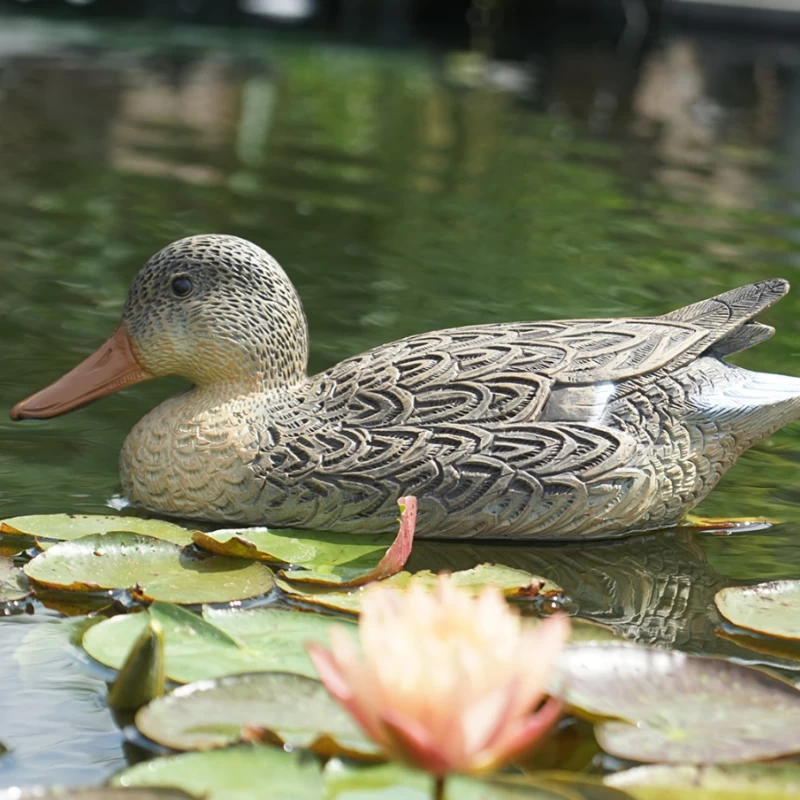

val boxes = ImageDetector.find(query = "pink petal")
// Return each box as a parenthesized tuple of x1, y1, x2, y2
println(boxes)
(306, 642, 354, 706)
(471, 696, 564, 774)
(464, 681, 521, 755)
(342, 495, 417, 588)
(533, 614, 572, 660)
(307, 639, 386, 745)
(380, 707, 456, 777)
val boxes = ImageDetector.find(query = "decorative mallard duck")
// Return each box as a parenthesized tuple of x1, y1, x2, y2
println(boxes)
(11, 235, 800, 539)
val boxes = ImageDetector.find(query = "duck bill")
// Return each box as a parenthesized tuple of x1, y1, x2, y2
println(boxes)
(10, 326, 153, 420)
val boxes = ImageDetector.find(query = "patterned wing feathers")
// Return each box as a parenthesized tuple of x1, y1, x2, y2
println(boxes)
(661, 279, 788, 352)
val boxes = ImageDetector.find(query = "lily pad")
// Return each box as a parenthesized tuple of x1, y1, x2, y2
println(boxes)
(135, 671, 380, 758)
(606, 764, 800, 799)
(194, 527, 391, 565)
(0, 530, 34, 556)
(113, 744, 323, 800)
(554, 644, 800, 764)
(279, 563, 561, 614)
(108, 618, 166, 712)
(0, 791, 195, 800)
(194, 497, 416, 587)
(323, 759, 581, 799)
(23, 532, 274, 604)
(566, 619, 625, 645)
(1, 514, 195, 548)
(0, 555, 32, 602)
(715, 626, 800, 663)
(715, 581, 800, 640)
(83, 601, 356, 683)
(524, 773, 632, 800)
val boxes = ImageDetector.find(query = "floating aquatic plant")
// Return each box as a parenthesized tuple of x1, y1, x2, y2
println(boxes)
(83, 602, 358, 683)
(194, 496, 417, 587)
(107, 618, 166, 712)
(715, 580, 800, 640)
(23, 532, 275, 604)
(0, 513, 196, 548)
(135, 671, 381, 758)
(277, 562, 562, 615)
(554, 643, 800, 763)
(0, 555, 31, 603)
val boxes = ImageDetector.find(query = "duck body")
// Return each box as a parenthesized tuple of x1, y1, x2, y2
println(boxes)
(122, 273, 800, 539)
(12, 236, 800, 539)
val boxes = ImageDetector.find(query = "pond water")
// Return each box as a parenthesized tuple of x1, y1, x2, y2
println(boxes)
(3, 12, 800, 790)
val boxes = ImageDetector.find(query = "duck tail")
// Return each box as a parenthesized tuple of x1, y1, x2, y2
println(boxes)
(662, 279, 789, 357)
(692, 360, 800, 437)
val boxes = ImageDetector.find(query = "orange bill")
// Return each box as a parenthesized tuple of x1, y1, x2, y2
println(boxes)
(10, 325, 153, 420)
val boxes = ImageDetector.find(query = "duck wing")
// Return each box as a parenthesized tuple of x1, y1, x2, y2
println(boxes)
(660, 278, 786, 360)
(310, 279, 788, 429)
(274, 280, 788, 536)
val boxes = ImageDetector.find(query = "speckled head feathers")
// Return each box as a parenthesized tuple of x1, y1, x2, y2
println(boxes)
(122, 235, 309, 388)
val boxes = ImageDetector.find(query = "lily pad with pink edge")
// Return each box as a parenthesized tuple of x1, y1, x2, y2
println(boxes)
(194, 496, 417, 587)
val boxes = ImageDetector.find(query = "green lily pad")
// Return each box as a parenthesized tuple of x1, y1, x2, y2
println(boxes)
(566, 619, 626, 645)
(715, 581, 800, 640)
(554, 644, 800, 763)
(135, 671, 380, 758)
(1, 514, 195, 548)
(0, 790, 195, 800)
(323, 761, 432, 800)
(279, 563, 561, 614)
(113, 744, 323, 800)
(83, 601, 356, 683)
(108, 618, 166, 712)
(715, 626, 800, 662)
(0, 555, 32, 602)
(323, 759, 581, 799)
(194, 527, 391, 565)
(23, 532, 274, 604)
(524, 772, 633, 800)
(606, 764, 800, 799)
(0, 530, 35, 556)
(194, 496, 416, 587)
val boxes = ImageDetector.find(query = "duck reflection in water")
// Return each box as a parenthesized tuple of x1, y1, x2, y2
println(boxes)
(411, 525, 800, 678)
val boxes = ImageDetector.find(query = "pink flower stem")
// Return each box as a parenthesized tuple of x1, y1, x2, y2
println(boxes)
(434, 776, 446, 800)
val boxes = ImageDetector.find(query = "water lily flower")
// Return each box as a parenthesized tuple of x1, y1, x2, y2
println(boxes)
(307, 576, 570, 778)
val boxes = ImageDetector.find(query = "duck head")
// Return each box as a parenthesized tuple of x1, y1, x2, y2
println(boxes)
(10, 234, 309, 420)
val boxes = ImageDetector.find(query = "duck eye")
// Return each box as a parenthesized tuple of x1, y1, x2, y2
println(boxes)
(171, 276, 193, 298)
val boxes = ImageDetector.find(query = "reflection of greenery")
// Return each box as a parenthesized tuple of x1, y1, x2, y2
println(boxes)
(1, 21, 800, 575)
